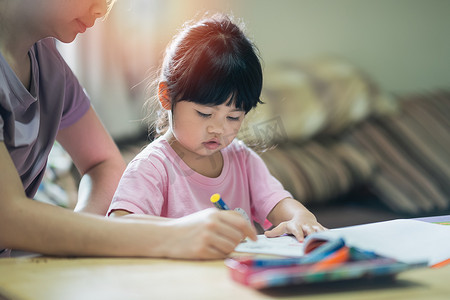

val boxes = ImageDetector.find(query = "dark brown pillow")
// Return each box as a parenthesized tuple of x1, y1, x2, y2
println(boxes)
(260, 139, 375, 205)
(342, 90, 450, 214)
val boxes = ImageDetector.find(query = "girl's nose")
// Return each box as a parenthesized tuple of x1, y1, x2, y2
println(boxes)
(207, 119, 225, 135)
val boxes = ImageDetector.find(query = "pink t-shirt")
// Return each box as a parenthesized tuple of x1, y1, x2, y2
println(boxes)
(108, 137, 292, 225)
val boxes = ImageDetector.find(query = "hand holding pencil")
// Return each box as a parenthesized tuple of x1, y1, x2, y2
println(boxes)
(164, 207, 257, 259)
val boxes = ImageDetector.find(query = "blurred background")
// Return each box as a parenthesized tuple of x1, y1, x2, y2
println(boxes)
(44, 0, 450, 225)
(57, 0, 450, 141)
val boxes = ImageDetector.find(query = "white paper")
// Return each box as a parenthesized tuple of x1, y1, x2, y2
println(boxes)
(233, 219, 450, 266)
(304, 219, 450, 266)
(234, 234, 304, 257)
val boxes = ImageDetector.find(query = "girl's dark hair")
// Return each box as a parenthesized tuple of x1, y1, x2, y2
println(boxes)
(147, 13, 263, 137)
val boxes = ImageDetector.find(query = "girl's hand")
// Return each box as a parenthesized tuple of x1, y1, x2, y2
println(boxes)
(264, 211, 326, 242)
(162, 208, 257, 259)
(264, 198, 327, 242)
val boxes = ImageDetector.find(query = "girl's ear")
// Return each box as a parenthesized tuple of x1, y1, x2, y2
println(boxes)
(158, 82, 172, 110)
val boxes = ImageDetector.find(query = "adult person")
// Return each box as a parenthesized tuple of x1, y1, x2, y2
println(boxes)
(0, 0, 256, 259)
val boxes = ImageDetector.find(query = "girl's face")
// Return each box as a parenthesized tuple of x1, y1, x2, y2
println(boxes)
(38, 0, 111, 43)
(168, 100, 245, 159)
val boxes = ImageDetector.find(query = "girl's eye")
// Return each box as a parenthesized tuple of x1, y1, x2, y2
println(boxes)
(196, 111, 211, 118)
(227, 116, 241, 121)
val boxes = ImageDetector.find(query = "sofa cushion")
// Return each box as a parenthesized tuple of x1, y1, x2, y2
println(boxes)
(241, 56, 396, 143)
(259, 139, 376, 205)
(343, 90, 450, 215)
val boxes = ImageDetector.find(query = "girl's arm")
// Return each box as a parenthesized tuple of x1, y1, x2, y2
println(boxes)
(109, 209, 171, 222)
(0, 142, 256, 258)
(56, 106, 126, 215)
(265, 198, 326, 242)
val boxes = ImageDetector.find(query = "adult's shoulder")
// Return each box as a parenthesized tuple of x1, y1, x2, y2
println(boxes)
(35, 38, 60, 55)
(33, 38, 66, 67)
(36, 37, 57, 48)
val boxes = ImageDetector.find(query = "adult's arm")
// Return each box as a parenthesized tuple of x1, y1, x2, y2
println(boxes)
(0, 143, 255, 258)
(56, 106, 126, 215)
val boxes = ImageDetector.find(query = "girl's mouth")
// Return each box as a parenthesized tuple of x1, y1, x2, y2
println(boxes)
(203, 140, 221, 150)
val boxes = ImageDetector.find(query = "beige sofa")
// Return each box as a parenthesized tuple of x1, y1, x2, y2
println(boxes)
(240, 57, 450, 228)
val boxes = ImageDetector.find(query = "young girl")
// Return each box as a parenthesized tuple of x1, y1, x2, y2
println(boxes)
(108, 14, 326, 241)
(0, 0, 255, 259)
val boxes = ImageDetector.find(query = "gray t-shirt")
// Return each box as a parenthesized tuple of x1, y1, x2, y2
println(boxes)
(0, 38, 90, 197)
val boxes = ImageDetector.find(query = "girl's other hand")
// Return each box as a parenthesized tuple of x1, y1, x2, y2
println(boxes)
(264, 211, 326, 242)
(265, 198, 327, 242)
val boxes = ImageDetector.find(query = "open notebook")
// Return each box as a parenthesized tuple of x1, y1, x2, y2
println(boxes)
(235, 219, 450, 267)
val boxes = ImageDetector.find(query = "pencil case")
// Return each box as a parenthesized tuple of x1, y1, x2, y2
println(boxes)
(225, 255, 426, 289)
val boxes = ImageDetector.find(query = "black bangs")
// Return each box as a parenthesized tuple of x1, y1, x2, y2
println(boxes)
(166, 16, 263, 113)
(177, 47, 263, 113)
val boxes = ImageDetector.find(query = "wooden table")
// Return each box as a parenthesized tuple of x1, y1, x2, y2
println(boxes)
(0, 254, 449, 300)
